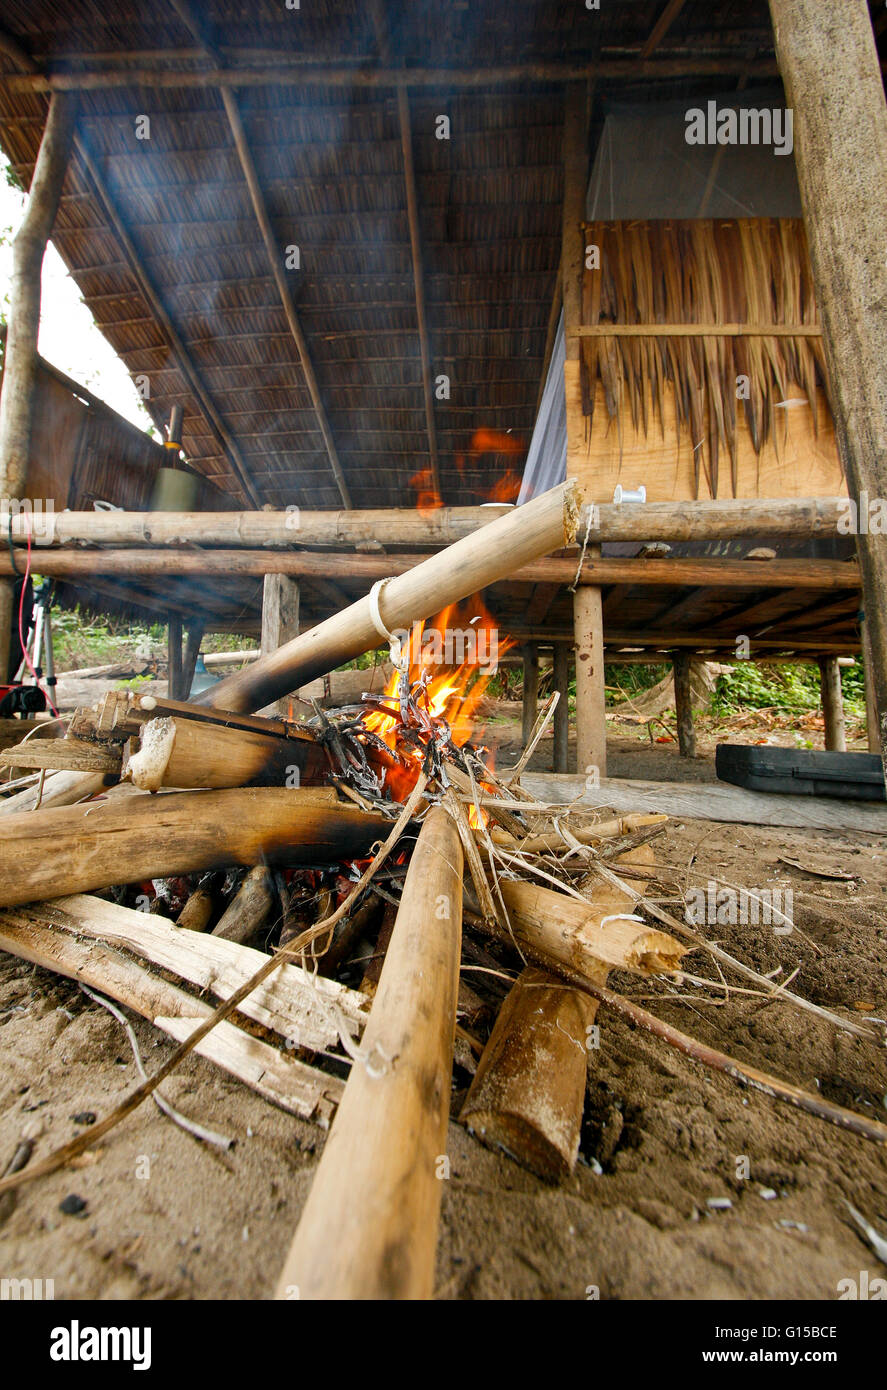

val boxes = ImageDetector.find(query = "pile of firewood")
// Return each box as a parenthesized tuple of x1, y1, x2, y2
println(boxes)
(0, 481, 883, 1299)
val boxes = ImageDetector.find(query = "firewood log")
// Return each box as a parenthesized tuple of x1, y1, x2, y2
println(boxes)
(460, 965, 602, 1180)
(212, 865, 275, 944)
(0, 789, 393, 909)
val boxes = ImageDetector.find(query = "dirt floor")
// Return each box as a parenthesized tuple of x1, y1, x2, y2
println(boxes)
(1, 705, 886, 1300)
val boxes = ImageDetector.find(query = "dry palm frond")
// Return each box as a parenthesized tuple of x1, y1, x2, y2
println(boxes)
(580, 219, 830, 497)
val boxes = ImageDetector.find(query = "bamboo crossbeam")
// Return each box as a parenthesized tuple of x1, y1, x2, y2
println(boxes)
(1, 58, 783, 96)
(275, 805, 463, 1300)
(576, 323, 823, 337)
(0, 497, 848, 549)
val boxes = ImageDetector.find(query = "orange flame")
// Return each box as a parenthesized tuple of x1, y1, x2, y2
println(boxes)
(361, 596, 510, 818)
(408, 468, 443, 517)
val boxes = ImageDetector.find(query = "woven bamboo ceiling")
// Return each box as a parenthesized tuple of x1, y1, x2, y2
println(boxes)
(0, 0, 832, 515)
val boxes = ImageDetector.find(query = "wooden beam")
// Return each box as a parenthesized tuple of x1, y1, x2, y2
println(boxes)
(523, 774, 887, 834)
(0, 58, 786, 96)
(1, 550, 861, 594)
(642, 0, 689, 58)
(220, 88, 352, 508)
(526, 582, 561, 626)
(535, 251, 563, 419)
(769, 0, 887, 760)
(260, 574, 300, 717)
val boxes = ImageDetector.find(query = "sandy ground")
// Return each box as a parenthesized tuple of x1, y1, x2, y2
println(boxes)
(1, 710, 886, 1301)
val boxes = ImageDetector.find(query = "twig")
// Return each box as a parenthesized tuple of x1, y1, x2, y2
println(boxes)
(505, 691, 559, 787)
(80, 985, 233, 1151)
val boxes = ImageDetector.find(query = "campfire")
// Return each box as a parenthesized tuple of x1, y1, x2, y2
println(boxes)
(0, 482, 883, 1301)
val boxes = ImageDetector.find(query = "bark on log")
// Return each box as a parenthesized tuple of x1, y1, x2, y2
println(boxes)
(769, 0, 887, 760)
(275, 805, 463, 1300)
(460, 966, 601, 1180)
(201, 480, 581, 713)
(0, 788, 393, 908)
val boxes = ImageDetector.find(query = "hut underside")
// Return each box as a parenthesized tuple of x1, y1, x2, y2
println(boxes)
(0, 1, 883, 748)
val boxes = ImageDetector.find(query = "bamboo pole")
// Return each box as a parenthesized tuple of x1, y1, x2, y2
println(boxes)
(0, 789, 392, 909)
(573, 581, 607, 778)
(120, 714, 329, 791)
(0, 546, 862, 590)
(0, 498, 850, 549)
(769, 0, 887, 761)
(1, 57, 784, 96)
(275, 805, 463, 1300)
(497, 878, 686, 979)
(202, 480, 582, 713)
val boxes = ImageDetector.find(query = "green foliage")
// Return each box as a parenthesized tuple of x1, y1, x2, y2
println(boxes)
(605, 662, 670, 705)
(711, 661, 866, 718)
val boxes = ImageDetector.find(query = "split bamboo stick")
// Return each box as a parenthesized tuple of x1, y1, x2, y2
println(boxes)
(275, 805, 463, 1300)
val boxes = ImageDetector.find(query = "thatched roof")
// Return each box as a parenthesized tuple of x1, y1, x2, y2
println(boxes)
(0, 0, 816, 515)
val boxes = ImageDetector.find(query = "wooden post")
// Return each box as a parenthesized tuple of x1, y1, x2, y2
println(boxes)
(818, 656, 846, 753)
(521, 643, 539, 748)
(673, 652, 697, 758)
(553, 642, 570, 773)
(769, 0, 887, 763)
(167, 613, 182, 701)
(0, 93, 76, 680)
(863, 627, 881, 756)
(573, 582, 607, 778)
(275, 805, 463, 1300)
(261, 573, 300, 717)
(180, 620, 204, 700)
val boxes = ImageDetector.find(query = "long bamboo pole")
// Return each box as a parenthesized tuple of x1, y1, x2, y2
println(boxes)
(275, 805, 463, 1300)
(0, 497, 849, 549)
(0, 547, 862, 590)
(201, 480, 582, 713)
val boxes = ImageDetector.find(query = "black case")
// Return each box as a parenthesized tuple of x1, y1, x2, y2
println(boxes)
(715, 744, 886, 801)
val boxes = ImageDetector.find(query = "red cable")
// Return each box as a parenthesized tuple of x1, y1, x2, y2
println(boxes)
(16, 513, 59, 717)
